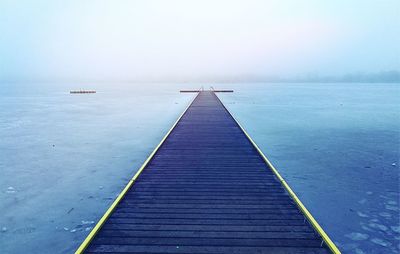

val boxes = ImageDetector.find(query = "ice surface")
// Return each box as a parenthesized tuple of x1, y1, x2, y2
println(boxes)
(345, 232, 369, 241)
(370, 238, 391, 247)
(357, 212, 369, 218)
(391, 226, 400, 233)
(385, 205, 399, 211)
(81, 220, 94, 225)
(6, 187, 16, 194)
(1, 82, 399, 254)
(218, 83, 400, 254)
(379, 212, 392, 218)
(358, 199, 367, 204)
(0, 82, 193, 254)
(368, 223, 388, 232)
(354, 248, 366, 254)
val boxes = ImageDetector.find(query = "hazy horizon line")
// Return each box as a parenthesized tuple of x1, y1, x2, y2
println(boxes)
(1, 70, 399, 84)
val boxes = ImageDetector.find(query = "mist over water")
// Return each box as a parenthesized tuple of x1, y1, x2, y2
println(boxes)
(1, 0, 399, 82)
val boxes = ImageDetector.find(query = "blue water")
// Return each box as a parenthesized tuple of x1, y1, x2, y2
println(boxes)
(0, 82, 399, 253)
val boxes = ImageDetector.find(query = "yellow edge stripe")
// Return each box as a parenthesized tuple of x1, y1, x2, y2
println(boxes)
(214, 93, 341, 254)
(75, 92, 199, 254)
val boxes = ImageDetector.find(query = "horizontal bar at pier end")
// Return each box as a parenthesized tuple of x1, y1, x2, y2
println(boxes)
(180, 90, 201, 93)
(70, 90, 96, 94)
(213, 90, 234, 92)
(180, 90, 233, 93)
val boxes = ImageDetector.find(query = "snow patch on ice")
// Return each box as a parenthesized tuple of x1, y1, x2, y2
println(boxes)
(390, 226, 400, 233)
(354, 248, 366, 254)
(357, 211, 369, 218)
(379, 212, 392, 218)
(361, 225, 372, 232)
(385, 205, 399, 211)
(368, 223, 388, 231)
(345, 232, 369, 241)
(6, 186, 16, 193)
(81, 220, 95, 225)
(370, 238, 391, 247)
(341, 243, 359, 251)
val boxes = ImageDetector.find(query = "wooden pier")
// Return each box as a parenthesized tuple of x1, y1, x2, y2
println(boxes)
(77, 91, 339, 254)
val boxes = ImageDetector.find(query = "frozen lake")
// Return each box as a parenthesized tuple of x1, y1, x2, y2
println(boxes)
(218, 83, 400, 254)
(0, 82, 399, 253)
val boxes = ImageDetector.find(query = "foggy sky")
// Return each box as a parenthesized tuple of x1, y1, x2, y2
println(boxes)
(1, 0, 399, 82)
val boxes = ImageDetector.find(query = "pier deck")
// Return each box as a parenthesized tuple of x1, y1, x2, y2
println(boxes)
(78, 91, 338, 254)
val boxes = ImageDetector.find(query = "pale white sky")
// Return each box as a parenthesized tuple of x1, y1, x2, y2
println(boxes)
(0, 0, 399, 81)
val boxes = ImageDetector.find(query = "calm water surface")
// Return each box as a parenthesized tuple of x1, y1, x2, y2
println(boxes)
(0, 82, 399, 254)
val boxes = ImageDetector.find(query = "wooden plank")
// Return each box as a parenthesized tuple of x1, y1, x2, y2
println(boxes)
(87, 245, 329, 254)
(97, 230, 317, 239)
(91, 237, 324, 248)
(101, 223, 315, 232)
(106, 218, 309, 226)
(113, 207, 301, 214)
(109, 212, 305, 220)
(117, 203, 297, 209)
